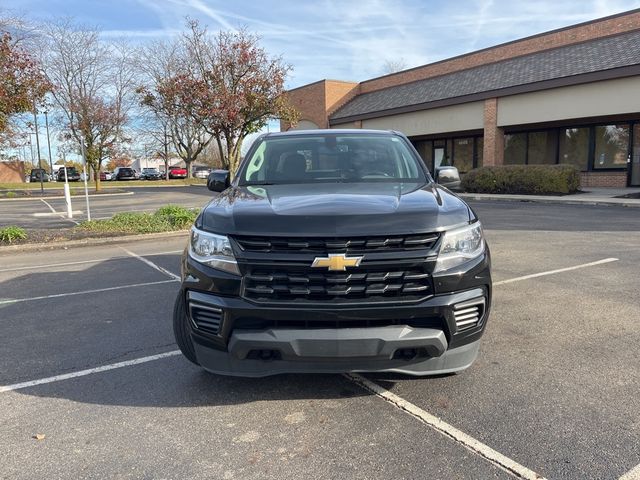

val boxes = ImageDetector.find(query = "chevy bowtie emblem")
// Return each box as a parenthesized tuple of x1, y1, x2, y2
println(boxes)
(311, 253, 363, 271)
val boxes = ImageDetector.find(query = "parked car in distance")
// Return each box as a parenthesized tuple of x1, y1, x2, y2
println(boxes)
(168, 165, 188, 179)
(192, 166, 212, 179)
(56, 167, 81, 182)
(140, 167, 163, 180)
(99, 171, 113, 181)
(29, 168, 50, 183)
(113, 167, 137, 181)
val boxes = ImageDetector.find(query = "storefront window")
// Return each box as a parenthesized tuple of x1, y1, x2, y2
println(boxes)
(504, 133, 526, 165)
(452, 138, 473, 173)
(476, 137, 483, 168)
(528, 131, 558, 165)
(412, 140, 433, 170)
(559, 128, 589, 171)
(593, 124, 629, 169)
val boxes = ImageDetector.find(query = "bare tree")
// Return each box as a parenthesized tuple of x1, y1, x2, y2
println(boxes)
(381, 58, 408, 75)
(136, 39, 212, 179)
(40, 20, 135, 191)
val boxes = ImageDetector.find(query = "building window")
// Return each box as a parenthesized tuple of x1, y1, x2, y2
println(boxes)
(559, 128, 589, 171)
(413, 140, 433, 170)
(528, 131, 558, 165)
(504, 133, 526, 165)
(593, 124, 629, 169)
(476, 137, 483, 168)
(452, 138, 473, 173)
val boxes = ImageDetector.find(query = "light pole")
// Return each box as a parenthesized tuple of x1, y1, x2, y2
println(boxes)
(44, 110, 54, 179)
(32, 102, 44, 194)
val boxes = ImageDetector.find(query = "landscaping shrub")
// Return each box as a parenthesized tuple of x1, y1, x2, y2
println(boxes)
(461, 164, 580, 195)
(78, 205, 199, 234)
(0, 225, 27, 243)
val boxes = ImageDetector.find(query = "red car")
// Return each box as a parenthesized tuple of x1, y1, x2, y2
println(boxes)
(168, 165, 187, 179)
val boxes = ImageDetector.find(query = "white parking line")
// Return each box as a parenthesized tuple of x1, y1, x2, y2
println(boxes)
(0, 279, 178, 306)
(0, 250, 183, 273)
(119, 246, 181, 280)
(493, 258, 619, 286)
(40, 198, 80, 225)
(346, 373, 547, 479)
(0, 350, 181, 393)
(620, 463, 640, 480)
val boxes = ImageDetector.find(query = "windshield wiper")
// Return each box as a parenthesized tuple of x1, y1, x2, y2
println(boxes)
(244, 181, 276, 186)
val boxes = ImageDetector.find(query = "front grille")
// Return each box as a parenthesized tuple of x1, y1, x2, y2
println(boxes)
(453, 297, 486, 332)
(243, 266, 432, 303)
(233, 317, 443, 330)
(234, 233, 439, 253)
(189, 301, 223, 335)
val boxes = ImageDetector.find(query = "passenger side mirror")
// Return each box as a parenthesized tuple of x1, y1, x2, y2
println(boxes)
(207, 170, 230, 192)
(434, 166, 461, 191)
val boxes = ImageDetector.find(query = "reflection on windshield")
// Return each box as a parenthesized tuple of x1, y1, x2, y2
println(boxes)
(241, 134, 427, 185)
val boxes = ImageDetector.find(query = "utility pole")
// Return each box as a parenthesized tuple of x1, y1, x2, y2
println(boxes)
(164, 123, 169, 181)
(32, 102, 44, 194)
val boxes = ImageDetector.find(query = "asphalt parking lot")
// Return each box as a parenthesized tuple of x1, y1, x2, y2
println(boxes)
(0, 186, 213, 229)
(0, 201, 639, 479)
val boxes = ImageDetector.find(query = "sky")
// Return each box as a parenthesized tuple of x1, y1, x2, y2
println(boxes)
(3, 0, 640, 163)
(5, 0, 640, 88)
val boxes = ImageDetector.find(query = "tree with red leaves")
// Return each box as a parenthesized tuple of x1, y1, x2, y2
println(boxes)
(0, 32, 50, 137)
(170, 21, 299, 177)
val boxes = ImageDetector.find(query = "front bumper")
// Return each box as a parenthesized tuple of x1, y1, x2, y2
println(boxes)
(181, 248, 491, 377)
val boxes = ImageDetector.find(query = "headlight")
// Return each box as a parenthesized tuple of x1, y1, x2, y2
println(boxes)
(434, 222, 484, 273)
(189, 227, 240, 275)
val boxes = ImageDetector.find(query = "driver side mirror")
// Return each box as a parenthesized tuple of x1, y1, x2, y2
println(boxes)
(434, 166, 461, 191)
(207, 170, 230, 192)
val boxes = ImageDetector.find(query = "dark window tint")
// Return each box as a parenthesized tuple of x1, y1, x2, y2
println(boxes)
(559, 128, 589, 171)
(504, 133, 526, 165)
(593, 125, 629, 169)
(528, 131, 558, 165)
(452, 138, 473, 173)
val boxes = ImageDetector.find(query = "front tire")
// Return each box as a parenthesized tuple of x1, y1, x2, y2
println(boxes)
(173, 292, 199, 365)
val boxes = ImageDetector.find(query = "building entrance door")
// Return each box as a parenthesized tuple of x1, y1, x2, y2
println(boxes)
(631, 124, 640, 187)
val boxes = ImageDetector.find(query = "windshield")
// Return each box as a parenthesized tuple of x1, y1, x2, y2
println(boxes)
(239, 133, 427, 185)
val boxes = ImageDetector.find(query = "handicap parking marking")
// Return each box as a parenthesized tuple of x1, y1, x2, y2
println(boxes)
(493, 258, 619, 286)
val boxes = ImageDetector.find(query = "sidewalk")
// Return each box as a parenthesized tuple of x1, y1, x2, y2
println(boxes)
(460, 187, 640, 208)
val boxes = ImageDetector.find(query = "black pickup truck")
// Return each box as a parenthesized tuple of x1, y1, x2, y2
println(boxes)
(174, 130, 491, 377)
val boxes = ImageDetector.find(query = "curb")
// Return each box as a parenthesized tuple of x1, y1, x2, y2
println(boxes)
(459, 194, 640, 208)
(0, 230, 189, 254)
(0, 191, 135, 202)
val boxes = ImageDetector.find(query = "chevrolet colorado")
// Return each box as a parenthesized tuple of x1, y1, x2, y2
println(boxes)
(174, 130, 491, 377)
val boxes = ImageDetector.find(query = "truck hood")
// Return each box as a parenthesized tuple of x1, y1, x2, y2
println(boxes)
(199, 182, 471, 236)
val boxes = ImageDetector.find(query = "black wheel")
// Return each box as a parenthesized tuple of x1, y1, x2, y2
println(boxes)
(173, 292, 199, 365)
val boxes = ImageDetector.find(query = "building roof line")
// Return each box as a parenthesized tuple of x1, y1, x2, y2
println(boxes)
(329, 64, 640, 125)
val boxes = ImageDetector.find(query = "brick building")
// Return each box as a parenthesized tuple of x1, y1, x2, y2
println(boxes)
(283, 9, 640, 187)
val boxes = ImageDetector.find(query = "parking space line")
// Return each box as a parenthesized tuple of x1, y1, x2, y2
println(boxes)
(119, 246, 181, 280)
(0, 350, 181, 393)
(40, 198, 80, 225)
(0, 251, 183, 273)
(0, 279, 178, 306)
(345, 373, 547, 480)
(620, 463, 640, 480)
(493, 258, 619, 286)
